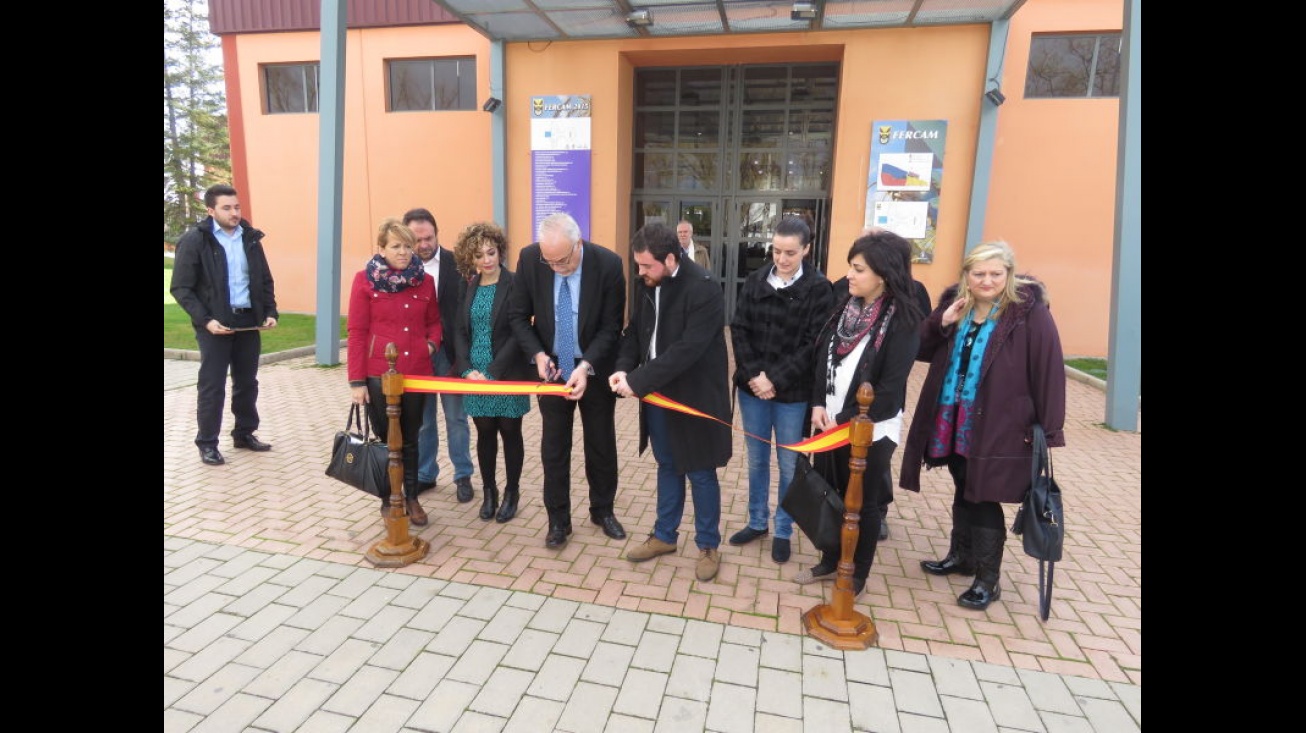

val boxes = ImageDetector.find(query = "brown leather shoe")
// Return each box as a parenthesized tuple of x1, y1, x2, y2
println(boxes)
(406, 498, 429, 526)
(626, 535, 677, 562)
(696, 547, 721, 582)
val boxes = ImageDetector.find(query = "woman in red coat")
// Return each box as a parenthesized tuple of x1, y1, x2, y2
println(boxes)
(899, 240, 1065, 611)
(347, 217, 442, 526)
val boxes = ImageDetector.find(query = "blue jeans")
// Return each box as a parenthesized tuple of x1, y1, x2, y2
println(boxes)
(646, 404, 721, 549)
(737, 391, 807, 540)
(418, 346, 474, 484)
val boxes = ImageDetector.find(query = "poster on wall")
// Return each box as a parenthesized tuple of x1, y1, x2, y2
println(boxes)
(863, 120, 947, 263)
(531, 95, 592, 240)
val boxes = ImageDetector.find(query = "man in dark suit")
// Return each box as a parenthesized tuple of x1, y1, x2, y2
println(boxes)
(405, 208, 476, 502)
(507, 212, 628, 549)
(610, 222, 732, 582)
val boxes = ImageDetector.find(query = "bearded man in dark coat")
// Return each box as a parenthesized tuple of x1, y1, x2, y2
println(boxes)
(610, 222, 732, 583)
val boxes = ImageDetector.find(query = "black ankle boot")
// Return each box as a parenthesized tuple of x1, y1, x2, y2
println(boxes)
(479, 483, 499, 521)
(921, 506, 975, 576)
(958, 527, 1005, 610)
(958, 578, 1001, 609)
(496, 486, 519, 523)
(921, 547, 975, 576)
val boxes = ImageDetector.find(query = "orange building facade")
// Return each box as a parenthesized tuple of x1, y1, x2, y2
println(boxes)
(215, 0, 1125, 357)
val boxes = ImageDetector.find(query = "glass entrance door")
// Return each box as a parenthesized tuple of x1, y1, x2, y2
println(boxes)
(633, 63, 840, 321)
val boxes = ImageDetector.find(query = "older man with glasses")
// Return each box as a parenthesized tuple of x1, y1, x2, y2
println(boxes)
(508, 212, 629, 549)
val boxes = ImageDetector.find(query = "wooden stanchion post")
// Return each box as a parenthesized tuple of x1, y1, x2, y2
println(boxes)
(366, 343, 430, 567)
(802, 382, 878, 650)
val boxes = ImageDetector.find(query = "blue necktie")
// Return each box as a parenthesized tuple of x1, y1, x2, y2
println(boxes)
(555, 278, 575, 376)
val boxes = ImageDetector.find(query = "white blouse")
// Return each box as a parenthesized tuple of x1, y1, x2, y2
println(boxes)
(824, 336, 903, 444)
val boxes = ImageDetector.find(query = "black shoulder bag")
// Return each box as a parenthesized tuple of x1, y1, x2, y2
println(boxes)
(1010, 424, 1064, 621)
(781, 452, 846, 556)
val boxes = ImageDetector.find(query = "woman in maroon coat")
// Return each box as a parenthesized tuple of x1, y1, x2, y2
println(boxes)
(347, 217, 442, 526)
(899, 240, 1065, 611)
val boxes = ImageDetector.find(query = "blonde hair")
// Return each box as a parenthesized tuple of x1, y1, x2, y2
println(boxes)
(955, 240, 1042, 321)
(375, 217, 416, 251)
(453, 221, 509, 279)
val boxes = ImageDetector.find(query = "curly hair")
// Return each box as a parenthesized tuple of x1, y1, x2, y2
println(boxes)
(453, 221, 509, 279)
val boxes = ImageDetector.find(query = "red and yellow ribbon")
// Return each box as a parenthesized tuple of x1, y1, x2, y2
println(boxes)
(643, 392, 849, 453)
(404, 375, 571, 397)
(402, 376, 849, 453)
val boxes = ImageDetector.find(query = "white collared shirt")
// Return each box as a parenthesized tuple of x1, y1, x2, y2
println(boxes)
(766, 263, 804, 290)
(649, 263, 679, 360)
(422, 252, 440, 296)
(825, 337, 903, 443)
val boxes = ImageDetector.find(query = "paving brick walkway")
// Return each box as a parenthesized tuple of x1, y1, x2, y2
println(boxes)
(165, 344, 1141, 731)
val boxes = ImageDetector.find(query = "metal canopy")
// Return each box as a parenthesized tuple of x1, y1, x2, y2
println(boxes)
(429, 0, 1029, 42)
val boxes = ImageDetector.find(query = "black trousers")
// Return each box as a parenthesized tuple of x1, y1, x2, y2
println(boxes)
(365, 378, 426, 500)
(192, 310, 261, 448)
(817, 436, 897, 581)
(537, 385, 619, 526)
(472, 416, 524, 490)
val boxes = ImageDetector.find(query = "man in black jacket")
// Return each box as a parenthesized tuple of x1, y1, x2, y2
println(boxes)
(508, 212, 628, 549)
(611, 222, 732, 582)
(170, 184, 279, 466)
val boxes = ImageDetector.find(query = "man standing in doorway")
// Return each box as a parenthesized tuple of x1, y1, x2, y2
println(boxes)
(611, 222, 732, 582)
(508, 212, 628, 549)
(676, 219, 711, 271)
(171, 184, 279, 466)
(404, 208, 476, 501)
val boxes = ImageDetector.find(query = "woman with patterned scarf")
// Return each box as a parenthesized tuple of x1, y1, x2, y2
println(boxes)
(347, 217, 443, 527)
(900, 241, 1066, 611)
(792, 231, 923, 597)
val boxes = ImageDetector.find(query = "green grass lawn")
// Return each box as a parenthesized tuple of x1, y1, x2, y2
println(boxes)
(165, 264, 345, 352)
(1066, 357, 1107, 380)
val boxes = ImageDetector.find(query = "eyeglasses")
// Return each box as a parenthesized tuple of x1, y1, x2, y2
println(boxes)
(540, 240, 579, 268)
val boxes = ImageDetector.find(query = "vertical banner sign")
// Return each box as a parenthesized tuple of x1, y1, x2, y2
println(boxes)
(531, 95, 593, 241)
(863, 120, 947, 263)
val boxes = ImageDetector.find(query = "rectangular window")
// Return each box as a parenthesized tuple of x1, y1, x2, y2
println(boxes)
(388, 58, 477, 112)
(264, 63, 319, 114)
(1024, 33, 1121, 99)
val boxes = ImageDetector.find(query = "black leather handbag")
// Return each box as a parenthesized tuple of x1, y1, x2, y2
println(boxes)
(1011, 424, 1065, 621)
(325, 404, 391, 498)
(781, 452, 846, 556)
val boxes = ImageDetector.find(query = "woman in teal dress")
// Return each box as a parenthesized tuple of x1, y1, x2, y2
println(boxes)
(452, 222, 532, 523)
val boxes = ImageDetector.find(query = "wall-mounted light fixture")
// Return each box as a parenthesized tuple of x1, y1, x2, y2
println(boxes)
(984, 88, 1006, 106)
(482, 96, 502, 113)
(626, 9, 653, 27)
(791, 2, 817, 20)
